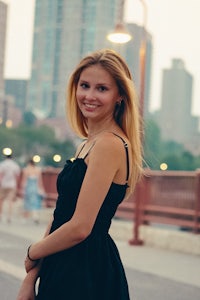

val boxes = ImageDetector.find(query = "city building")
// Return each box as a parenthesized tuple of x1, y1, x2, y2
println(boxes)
(157, 58, 200, 154)
(27, 0, 121, 118)
(5, 79, 28, 112)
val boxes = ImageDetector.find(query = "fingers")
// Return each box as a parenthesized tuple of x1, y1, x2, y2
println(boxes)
(24, 257, 39, 273)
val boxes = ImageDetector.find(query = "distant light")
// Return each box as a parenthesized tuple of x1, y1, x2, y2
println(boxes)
(6, 120, 13, 128)
(107, 23, 132, 44)
(33, 155, 41, 163)
(160, 163, 168, 171)
(53, 154, 61, 162)
(2, 147, 12, 156)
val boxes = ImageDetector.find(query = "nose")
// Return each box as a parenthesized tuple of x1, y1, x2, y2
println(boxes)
(84, 89, 96, 101)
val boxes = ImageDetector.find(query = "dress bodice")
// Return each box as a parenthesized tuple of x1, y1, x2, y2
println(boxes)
(51, 158, 128, 234)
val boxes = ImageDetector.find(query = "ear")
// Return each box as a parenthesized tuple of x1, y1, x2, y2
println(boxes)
(116, 98, 123, 104)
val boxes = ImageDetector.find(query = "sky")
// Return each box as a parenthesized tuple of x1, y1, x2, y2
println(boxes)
(3, 0, 200, 116)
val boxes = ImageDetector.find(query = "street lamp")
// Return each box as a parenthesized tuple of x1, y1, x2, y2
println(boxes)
(107, 23, 132, 44)
(107, 0, 148, 246)
(107, 0, 147, 120)
(107, 0, 132, 44)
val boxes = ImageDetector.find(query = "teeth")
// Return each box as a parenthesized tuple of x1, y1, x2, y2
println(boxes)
(85, 103, 97, 108)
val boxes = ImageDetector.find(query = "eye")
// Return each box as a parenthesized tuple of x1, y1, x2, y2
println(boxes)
(98, 86, 108, 92)
(80, 82, 89, 89)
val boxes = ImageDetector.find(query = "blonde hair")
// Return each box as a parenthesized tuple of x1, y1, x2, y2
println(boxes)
(66, 49, 143, 192)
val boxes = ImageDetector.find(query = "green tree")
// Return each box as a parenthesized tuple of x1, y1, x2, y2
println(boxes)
(143, 118, 198, 171)
(143, 119, 162, 169)
(23, 111, 36, 126)
(0, 124, 76, 167)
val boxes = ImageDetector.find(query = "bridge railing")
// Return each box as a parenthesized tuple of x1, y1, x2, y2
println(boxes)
(41, 168, 200, 236)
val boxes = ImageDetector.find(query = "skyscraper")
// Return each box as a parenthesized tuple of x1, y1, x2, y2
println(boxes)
(5, 79, 28, 111)
(158, 58, 200, 153)
(27, 0, 120, 118)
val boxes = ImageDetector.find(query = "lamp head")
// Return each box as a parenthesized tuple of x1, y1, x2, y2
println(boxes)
(107, 23, 132, 44)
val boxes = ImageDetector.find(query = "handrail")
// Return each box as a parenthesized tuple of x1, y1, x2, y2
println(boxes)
(33, 168, 200, 238)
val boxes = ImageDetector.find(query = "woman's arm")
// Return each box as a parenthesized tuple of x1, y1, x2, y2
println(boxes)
(16, 267, 40, 300)
(25, 216, 53, 272)
(17, 217, 54, 299)
(26, 136, 125, 261)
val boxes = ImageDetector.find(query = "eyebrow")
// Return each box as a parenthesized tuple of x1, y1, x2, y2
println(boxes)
(79, 79, 112, 87)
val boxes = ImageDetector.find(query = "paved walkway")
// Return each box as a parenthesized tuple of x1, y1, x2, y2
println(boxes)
(0, 202, 200, 286)
(0, 201, 200, 299)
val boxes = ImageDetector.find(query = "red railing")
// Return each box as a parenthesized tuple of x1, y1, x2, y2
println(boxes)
(41, 168, 200, 237)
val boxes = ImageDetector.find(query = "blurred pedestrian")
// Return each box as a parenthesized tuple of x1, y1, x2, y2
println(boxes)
(20, 159, 46, 224)
(17, 49, 143, 300)
(0, 154, 21, 223)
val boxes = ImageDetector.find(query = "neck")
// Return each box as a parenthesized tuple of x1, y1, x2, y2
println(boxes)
(87, 122, 118, 141)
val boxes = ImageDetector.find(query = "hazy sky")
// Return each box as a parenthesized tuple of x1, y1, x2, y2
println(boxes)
(3, 0, 200, 116)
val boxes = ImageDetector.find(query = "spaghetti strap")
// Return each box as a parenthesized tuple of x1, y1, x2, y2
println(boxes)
(76, 140, 95, 160)
(75, 141, 87, 158)
(83, 142, 95, 160)
(112, 133, 130, 183)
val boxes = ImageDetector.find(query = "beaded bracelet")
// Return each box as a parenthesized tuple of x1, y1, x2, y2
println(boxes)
(27, 245, 38, 262)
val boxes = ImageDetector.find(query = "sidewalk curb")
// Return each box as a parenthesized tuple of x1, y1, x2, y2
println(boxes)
(110, 219, 200, 256)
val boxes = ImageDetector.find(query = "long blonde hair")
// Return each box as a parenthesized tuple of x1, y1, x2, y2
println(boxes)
(66, 49, 143, 192)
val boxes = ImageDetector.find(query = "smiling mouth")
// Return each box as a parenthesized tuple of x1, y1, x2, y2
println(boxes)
(84, 103, 99, 109)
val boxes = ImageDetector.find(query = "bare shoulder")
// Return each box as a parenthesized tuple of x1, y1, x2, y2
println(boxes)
(90, 132, 129, 160)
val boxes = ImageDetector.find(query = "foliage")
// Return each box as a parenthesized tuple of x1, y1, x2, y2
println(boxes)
(22, 111, 37, 126)
(143, 118, 200, 171)
(0, 124, 76, 167)
(1, 118, 199, 171)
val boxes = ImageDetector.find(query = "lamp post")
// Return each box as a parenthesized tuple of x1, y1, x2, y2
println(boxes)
(107, 0, 148, 245)
(138, 0, 147, 120)
(107, 0, 147, 119)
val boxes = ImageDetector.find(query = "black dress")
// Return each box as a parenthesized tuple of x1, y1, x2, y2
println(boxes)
(36, 135, 130, 300)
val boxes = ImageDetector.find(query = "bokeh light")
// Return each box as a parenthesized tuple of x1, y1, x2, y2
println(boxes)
(53, 154, 61, 162)
(2, 147, 12, 156)
(32, 155, 41, 163)
(160, 163, 168, 171)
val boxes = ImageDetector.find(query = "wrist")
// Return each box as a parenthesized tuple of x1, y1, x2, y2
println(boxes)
(27, 245, 39, 262)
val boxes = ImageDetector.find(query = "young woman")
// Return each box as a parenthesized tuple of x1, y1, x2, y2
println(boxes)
(17, 49, 143, 300)
(20, 159, 45, 224)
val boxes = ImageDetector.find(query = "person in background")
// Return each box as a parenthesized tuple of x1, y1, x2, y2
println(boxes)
(0, 154, 21, 223)
(20, 159, 46, 224)
(17, 49, 143, 300)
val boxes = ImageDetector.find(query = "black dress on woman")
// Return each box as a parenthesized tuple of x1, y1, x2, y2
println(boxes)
(36, 135, 130, 300)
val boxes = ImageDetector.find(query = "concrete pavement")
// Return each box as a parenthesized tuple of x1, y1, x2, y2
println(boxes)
(0, 199, 200, 299)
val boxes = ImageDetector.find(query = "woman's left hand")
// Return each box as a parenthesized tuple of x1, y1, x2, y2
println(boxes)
(25, 256, 39, 273)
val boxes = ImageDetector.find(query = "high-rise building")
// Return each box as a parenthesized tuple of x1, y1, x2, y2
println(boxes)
(28, 1, 153, 120)
(0, 0, 7, 123)
(158, 58, 200, 154)
(5, 79, 28, 112)
(27, 0, 121, 118)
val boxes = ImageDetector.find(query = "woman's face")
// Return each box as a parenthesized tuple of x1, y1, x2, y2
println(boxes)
(76, 64, 120, 122)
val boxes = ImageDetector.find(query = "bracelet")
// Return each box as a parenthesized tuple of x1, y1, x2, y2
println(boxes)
(27, 245, 38, 262)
